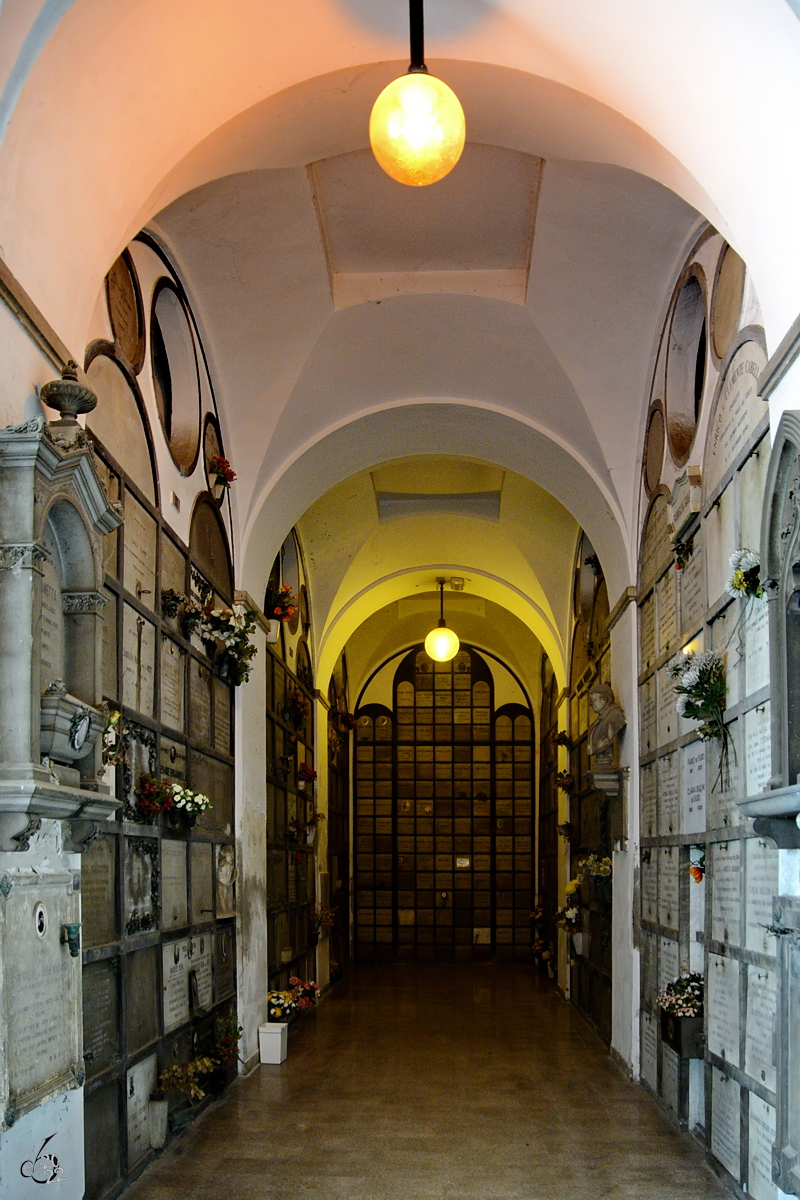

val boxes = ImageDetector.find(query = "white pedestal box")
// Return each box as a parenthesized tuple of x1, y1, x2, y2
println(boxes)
(258, 1022, 288, 1064)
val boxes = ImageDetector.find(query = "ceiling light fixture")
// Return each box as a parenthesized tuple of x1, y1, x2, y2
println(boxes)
(369, 0, 465, 187)
(425, 578, 460, 662)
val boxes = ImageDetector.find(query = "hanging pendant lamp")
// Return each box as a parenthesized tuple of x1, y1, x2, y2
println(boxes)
(369, 0, 466, 187)
(425, 579, 460, 662)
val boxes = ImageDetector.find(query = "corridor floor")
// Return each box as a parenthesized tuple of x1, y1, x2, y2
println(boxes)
(126, 963, 729, 1200)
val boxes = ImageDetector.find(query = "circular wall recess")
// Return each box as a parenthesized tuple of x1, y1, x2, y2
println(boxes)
(665, 268, 707, 465)
(150, 279, 201, 476)
(105, 250, 145, 372)
(643, 404, 665, 497)
(711, 245, 745, 362)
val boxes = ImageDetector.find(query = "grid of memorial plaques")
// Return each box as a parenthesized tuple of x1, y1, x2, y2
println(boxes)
(265, 649, 317, 991)
(355, 646, 533, 962)
(637, 388, 780, 1196)
(327, 688, 352, 976)
(82, 438, 237, 1200)
(537, 661, 560, 959)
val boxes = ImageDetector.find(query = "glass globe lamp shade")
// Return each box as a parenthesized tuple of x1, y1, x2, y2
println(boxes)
(425, 624, 460, 662)
(369, 72, 465, 187)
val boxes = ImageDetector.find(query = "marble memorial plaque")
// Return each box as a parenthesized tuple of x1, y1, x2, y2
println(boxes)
(641, 930, 658, 1006)
(81, 834, 117, 947)
(126, 1052, 157, 1166)
(5, 878, 77, 1101)
(748, 1094, 784, 1200)
(657, 664, 677, 748)
(656, 569, 678, 657)
(641, 1012, 658, 1090)
(189, 659, 212, 745)
(640, 496, 670, 591)
(84, 1081, 121, 1199)
(711, 1066, 741, 1181)
(679, 535, 706, 635)
(102, 587, 118, 701)
(161, 840, 188, 930)
(215, 927, 235, 999)
(658, 846, 680, 930)
(121, 603, 156, 717)
(214, 676, 232, 755)
(639, 676, 656, 756)
(706, 340, 767, 497)
(745, 965, 776, 1091)
(744, 599, 770, 696)
(122, 493, 157, 611)
(658, 752, 679, 836)
(639, 595, 656, 673)
(746, 839, 778, 956)
(187, 933, 213, 1010)
(641, 854, 658, 923)
(640, 761, 657, 838)
(190, 842, 214, 924)
(711, 841, 742, 946)
(706, 482, 737, 606)
(125, 946, 158, 1053)
(160, 736, 187, 785)
(659, 936, 679, 992)
(682, 741, 706, 835)
(745, 703, 771, 797)
(708, 953, 741, 1066)
(82, 958, 118, 1076)
(123, 838, 159, 936)
(660, 1043, 680, 1113)
(160, 635, 185, 731)
(162, 940, 190, 1033)
(161, 534, 186, 599)
(189, 751, 233, 833)
(39, 557, 63, 689)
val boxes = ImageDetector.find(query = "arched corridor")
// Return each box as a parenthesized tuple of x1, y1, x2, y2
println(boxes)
(124, 962, 728, 1200)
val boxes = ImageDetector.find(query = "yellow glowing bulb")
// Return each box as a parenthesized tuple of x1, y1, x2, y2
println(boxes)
(425, 624, 460, 662)
(369, 72, 465, 186)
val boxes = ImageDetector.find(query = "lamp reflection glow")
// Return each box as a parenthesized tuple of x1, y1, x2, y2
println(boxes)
(369, 72, 465, 187)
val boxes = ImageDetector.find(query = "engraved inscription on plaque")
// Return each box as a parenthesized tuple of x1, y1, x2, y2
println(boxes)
(189, 660, 212, 745)
(5, 881, 77, 1101)
(744, 599, 770, 696)
(161, 635, 185, 731)
(190, 842, 214, 924)
(161, 840, 188, 931)
(639, 596, 656, 674)
(641, 854, 658, 924)
(660, 1044, 680, 1113)
(746, 839, 778, 956)
(214, 677, 232, 754)
(708, 953, 741, 1066)
(748, 1094, 779, 1200)
(640, 496, 670, 591)
(126, 1052, 157, 1167)
(658, 846, 680, 930)
(122, 603, 156, 717)
(658, 752, 679, 835)
(641, 1012, 658, 1091)
(161, 534, 186, 599)
(187, 934, 213, 1010)
(682, 741, 706, 835)
(82, 959, 118, 1077)
(657, 663, 677, 748)
(711, 1066, 741, 1181)
(639, 677, 656, 756)
(679, 534, 706, 635)
(81, 834, 117, 947)
(190, 751, 233, 833)
(162, 940, 190, 1033)
(215, 928, 235, 999)
(122, 493, 157, 610)
(659, 936, 679, 993)
(711, 841, 741, 946)
(706, 340, 767, 497)
(641, 931, 658, 1006)
(39, 558, 63, 689)
(640, 762, 657, 838)
(656, 569, 678, 657)
(745, 965, 776, 1092)
(745, 703, 771, 797)
(160, 736, 187, 785)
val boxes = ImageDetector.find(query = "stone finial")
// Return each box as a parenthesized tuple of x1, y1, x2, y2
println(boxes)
(40, 360, 97, 423)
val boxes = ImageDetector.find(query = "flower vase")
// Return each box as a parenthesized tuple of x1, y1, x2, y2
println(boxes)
(211, 478, 226, 503)
(660, 1009, 704, 1058)
(186, 811, 197, 828)
(167, 808, 180, 827)
(306, 826, 316, 847)
(266, 619, 280, 644)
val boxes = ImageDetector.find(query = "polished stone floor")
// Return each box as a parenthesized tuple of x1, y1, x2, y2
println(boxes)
(126, 962, 728, 1200)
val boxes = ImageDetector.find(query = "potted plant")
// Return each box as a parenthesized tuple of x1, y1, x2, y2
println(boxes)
(166, 782, 212, 828)
(297, 761, 317, 792)
(133, 772, 174, 823)
(152, 1055, 219, 1139)
(267, 990, 297, 1022)
(179, 597, 204, 639)
(264, 581, 298, 643)
(208, 454, 236, 501)
(289, 975, 319, 1010)
(658, 973, 704, 1058)
(199, 603, 258, 685)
